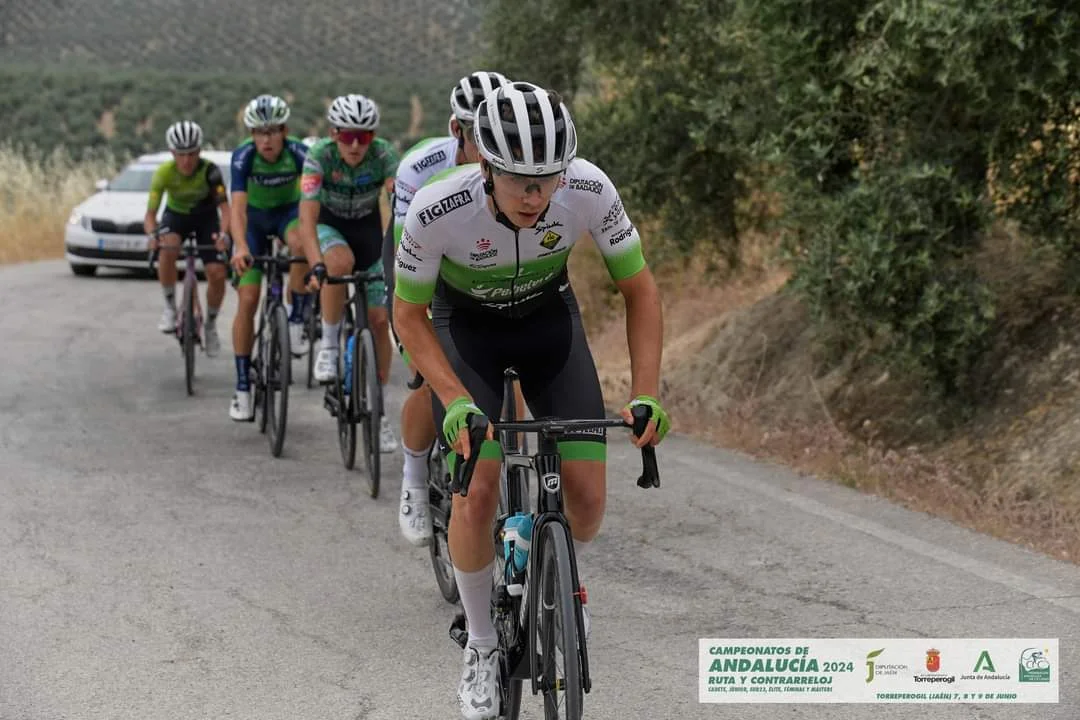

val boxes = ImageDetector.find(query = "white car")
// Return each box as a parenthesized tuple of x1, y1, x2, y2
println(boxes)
(64, 150, 233, 276)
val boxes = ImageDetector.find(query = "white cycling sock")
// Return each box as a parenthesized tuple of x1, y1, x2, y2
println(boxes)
(574, 537, 592, 588)
(402, 442, 429, 491)
(321, 321, 342, 350)
(455, 561, 497, 649)
(162, 285, 175, 309)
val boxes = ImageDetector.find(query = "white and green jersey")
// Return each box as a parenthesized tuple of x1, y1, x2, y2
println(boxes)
(394, 158, 646, 317)
(393, 136, 459, 239)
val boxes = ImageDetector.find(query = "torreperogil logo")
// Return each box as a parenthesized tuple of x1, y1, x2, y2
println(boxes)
(914, 647, 955, 685)
(925, 648, 941, 673)
(1019, 647, 1051, 683)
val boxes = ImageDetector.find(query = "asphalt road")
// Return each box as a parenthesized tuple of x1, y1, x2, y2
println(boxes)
(1, 260, 1077, 720)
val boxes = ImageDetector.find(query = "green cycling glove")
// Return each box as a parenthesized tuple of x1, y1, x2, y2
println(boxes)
(625, 394, 671, 443)
(443, 396, 485, 449)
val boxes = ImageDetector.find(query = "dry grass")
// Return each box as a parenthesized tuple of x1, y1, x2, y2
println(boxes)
(0, 144, 118, 264)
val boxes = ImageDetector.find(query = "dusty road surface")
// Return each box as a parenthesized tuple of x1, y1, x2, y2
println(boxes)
(1, 261, 1077, 719)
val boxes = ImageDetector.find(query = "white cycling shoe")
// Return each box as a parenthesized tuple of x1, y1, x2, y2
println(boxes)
(458, 645, 500, 720)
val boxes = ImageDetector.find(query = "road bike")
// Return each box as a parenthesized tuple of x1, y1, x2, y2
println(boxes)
(449, 405, 660, 719)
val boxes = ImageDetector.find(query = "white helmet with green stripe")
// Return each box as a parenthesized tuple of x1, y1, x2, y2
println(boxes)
(243, 94, 291, 129)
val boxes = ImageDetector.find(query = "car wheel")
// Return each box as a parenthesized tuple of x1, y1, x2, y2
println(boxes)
(70, 264, 97, 277)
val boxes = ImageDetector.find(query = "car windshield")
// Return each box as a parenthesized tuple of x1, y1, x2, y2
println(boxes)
(106, 165, 158, 191)
(105, 162, 232, 192)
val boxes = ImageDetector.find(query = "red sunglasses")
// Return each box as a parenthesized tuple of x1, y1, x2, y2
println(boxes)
(336, 128, 375, 145)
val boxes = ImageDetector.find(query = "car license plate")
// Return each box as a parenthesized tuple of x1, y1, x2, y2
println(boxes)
(98, 236, 144, 251)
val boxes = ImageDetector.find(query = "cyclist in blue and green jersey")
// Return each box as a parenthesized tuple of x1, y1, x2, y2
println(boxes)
(226, 95, 309, 421)
(144, 120, 231, 354)
(382, 71, 513, 546)
(300, 93, 400, 452)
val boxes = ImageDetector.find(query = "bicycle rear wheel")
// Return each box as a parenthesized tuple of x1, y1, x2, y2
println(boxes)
(183, 281, 196, 396)
(266, 304, 291, 457)
(533, 523, 583, 720)
(357, 327, 380, 498)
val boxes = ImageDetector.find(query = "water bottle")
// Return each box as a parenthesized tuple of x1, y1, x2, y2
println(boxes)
(343, 335, 355, 393)
(502, 512, 533, 573)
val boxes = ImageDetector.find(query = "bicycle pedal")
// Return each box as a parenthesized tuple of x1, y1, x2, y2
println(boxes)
(449, 612, 468, 649)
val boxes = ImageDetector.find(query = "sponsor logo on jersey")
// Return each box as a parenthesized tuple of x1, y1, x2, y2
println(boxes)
(417, 189, 473, 226)
(396, 258, 418, 272)
(540, 231, 562, 250)
(568, 178, 603, 195)
(534, 219, 564, 235)
(469, 238, 497, 261)
(411, 150, 447, 174)
(255, 173, 299, 187)
(301, 174, 322, 194)
(476, 238, 491, 251)
(401, 243, 423, 263)
(608, 226, 634, 246)
(331, 171, 344, 182)
(600, 197, 625, 232)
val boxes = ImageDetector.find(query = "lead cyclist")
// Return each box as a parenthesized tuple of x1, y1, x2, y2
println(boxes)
(393, 82, 671, 720)
(383, 70, 515, 547)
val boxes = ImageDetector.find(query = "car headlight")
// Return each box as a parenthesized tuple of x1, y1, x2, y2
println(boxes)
(67, 211, 91, 229)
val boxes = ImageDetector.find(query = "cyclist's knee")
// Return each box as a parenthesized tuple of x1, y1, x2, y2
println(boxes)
(450, 462, 500, 524)
(562, 461, 606, 539)
(368, 306, 389, 331)
(206, 264, 227, 281)
(235, 285, 260, 315)
(324, 247, 352, 275)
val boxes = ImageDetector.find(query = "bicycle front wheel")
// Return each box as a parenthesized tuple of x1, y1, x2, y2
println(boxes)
(357, 328, 380, 498)
(266, 304, 291, 457)
(183, 281, 196, 396)
(427, 446, 458, 604)
(337, 321, 357, 470)
(534, 523, 583, 720)
(305, 295, 320, 389)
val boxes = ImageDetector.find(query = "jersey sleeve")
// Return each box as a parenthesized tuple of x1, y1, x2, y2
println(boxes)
(230, 144, 253, 193)
(206, 162, 228, 204)
(392, 163, 423, 250)
(393, 204, 442, 305)
(300, 146, 325, 202)
(147, 163, 170, 212)
(380, 140, 401, 182)
(286, 139, 308, 169)
(587, 167, 647, 281)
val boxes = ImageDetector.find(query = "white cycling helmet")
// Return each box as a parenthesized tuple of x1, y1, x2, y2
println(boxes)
(474, 82, 577, 176)
(243, 94, 291, 129)
(165, 120, 203, 152)
(450, 71, 510, 125)
(327, 94, 380, 130)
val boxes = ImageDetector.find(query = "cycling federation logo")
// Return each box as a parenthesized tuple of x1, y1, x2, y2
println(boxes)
(864, 648, 908, 684)
(1019, 647, 1051, 683)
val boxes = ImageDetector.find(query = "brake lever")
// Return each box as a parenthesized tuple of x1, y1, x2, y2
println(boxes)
(449, 413, 489, 497)
(631, 405, 661, 489)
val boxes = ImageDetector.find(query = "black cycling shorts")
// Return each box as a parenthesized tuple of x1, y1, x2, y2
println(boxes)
(159, 209, 223, 265)
(431, 285, 607, 462)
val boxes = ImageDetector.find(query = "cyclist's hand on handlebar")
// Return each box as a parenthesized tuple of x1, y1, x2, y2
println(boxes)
(621, 394, 671, 448)
(214, 231, 232, 253)
(230, 245, 252, 275)
(443, 396, 493, 459)
(305, 262, 327, 292)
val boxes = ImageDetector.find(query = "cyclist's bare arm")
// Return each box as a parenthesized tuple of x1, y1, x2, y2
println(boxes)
(615, 267, 663, 399)
(393, 298, 470, 408)
(298, 199, 322, 265)
(230, 191, 249, 249)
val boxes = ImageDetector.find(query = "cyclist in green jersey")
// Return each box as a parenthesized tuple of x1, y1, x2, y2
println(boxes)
(144, 121, 231, 355)
(300, 94, 401, 453)
(227, 95, 310, 421)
